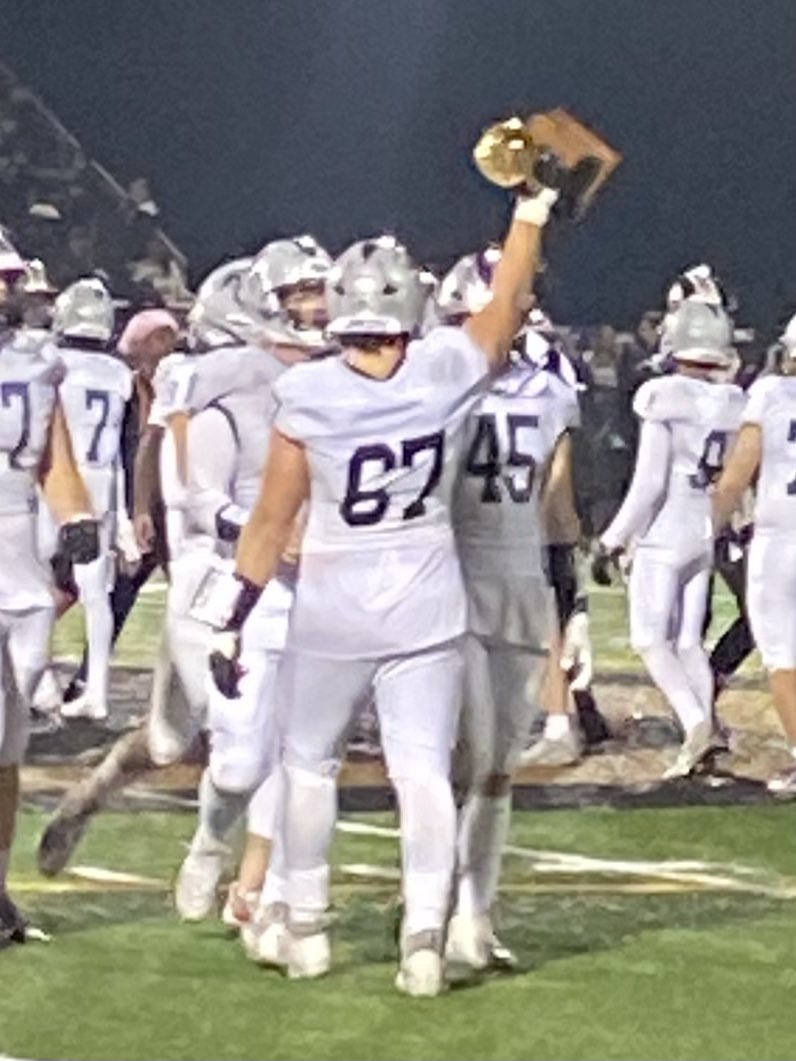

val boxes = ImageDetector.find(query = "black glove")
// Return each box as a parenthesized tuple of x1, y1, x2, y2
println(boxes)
(209, 631, 243, 699)
(58, 518, 100, 564)
(591, 542, 620, 587)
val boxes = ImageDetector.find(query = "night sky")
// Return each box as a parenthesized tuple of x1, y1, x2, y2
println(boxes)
(2, 0, 795, 328)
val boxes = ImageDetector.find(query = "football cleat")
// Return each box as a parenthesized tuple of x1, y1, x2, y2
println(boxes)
(446, 913, 518, 973)
(174, 849, 229, 922)
(396, 930, 445, 997)
(60, 694, 109, 722)
(38, 788, 95, 877)
(221, 881, 259, 930)
(767, 767, 796, 796)
(242, 902, 289, 967)
(286, 925, 331, 980)
(0, 893, 28, 949)
(519, 730, 581, 768)
(663, 720, 713, 780)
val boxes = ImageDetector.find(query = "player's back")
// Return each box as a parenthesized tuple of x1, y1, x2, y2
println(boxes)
(274, 325, 489, 658)
(454, 361, 579, 571)
(0, 331, 62, 514)
(0, 330, 63, 608)
(744, 374, 796, 535)
(633, 374, 744, 549)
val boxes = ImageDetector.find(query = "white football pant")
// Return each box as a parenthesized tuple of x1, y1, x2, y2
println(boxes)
(629, 548, 713, 733)
(278, 641, 463, 937)
(747, 532, 796, 671)
(72, 516, 115, 708)
(455, 634, 546, 917)
(0, 606, 55, 767)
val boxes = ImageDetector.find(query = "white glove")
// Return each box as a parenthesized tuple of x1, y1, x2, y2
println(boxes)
(560, 610, 593, 692)
(116, 518, 142, 567)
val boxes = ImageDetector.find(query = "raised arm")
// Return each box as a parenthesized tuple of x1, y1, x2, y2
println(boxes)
(464, 191, 555, 370)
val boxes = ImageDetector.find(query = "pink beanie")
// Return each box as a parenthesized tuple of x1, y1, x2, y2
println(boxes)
(118, 309, 179, 356)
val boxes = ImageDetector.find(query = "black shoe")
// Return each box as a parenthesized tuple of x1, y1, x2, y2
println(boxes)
(62, 677, 86, 705)
(0, 893, 28, 948)
(573, 690, 612, 746)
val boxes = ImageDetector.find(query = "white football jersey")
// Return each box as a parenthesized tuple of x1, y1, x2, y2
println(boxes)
(0, 330, 63, 608)
(604, 374, 744, 558)
(148, 353, 197, 427)
(274, 325, 490, 658)
(453, 362, 578, 646)
(57, 347, 132, 515)
(743, 375, 796, 535)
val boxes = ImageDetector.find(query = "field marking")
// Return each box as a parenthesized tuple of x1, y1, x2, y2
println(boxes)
(337, 819, 796, 900)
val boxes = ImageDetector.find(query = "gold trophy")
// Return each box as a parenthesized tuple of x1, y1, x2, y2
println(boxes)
(473, 107, 621, 219)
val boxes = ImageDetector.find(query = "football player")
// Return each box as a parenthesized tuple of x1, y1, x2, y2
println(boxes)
(206, 175, 560, 995)
(0, 234, 99, 944)
(45, 279, 136, 721)
(172, 237, 331, 937)
(434, 251, 582, 970)
(595, 300, 744, 778)
(713, 312, 796, 791)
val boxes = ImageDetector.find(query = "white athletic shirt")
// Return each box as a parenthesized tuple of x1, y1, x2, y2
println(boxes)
(743, 375, 796, 535)
(274, 325, 490, 659)
(0, 328, 63, 608)
(57, 347, 132, 515)
(453, 362, 579, 644)
(602, 374, 744, 561)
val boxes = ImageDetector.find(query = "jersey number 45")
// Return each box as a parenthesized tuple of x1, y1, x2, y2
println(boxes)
(466, 412, 538, 503)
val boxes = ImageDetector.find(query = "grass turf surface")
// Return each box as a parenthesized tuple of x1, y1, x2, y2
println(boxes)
(6, 804, 796, 1060)
(50, 580, 765, 677)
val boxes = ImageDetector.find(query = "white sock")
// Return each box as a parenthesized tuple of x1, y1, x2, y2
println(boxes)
(639, 643, 707, 733)
(544, 713, 571, 740)
(456, 792, 511, 916)
(283, 763, 336, 925)
(393, 774, 456, 936)
(76, 561, 114, 706)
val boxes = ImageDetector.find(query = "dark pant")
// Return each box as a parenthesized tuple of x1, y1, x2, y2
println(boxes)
(708, 538, 755, 681)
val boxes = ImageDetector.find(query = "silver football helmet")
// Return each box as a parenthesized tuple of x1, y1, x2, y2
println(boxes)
(326, 236, 429, 339)
(777, 312, 796, 373)
(187, 257, 258, 350)
(436, 247, 501, 323)
(662, 300, 734, 368)
(52, 277, 114, 343)
(240, 235, 331, 350)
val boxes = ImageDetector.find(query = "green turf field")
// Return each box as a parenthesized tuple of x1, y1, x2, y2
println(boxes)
(6, 804, 796, 1061)
(50, 580, 763, 676)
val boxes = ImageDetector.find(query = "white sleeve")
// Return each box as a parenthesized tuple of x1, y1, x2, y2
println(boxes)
(742, 379, 769, 426)
(601, 420, 672, 551)
(186, 407, 243, 536)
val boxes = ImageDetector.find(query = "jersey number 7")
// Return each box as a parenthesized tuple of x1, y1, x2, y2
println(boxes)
(340, 431, 444, 526)
(466, 412, 539, 503)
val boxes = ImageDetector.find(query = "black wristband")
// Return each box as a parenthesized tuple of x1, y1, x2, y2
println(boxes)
(225, 575, 263, 632)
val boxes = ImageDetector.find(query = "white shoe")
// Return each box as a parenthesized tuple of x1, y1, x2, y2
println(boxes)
(174, 849, 227, 921)
(519, 729, 581, 767)
(445, 912, 491, 970)
(767, 766, 796, 795)
(287, 928, 331, 980)
(221, 882, 260, 930)
(33, 668, 63, 713)
(663, 720, 712, 780)
(396, 949, 444, 997)
(242, 903, 289, 967)
(60, 694, 108, 722)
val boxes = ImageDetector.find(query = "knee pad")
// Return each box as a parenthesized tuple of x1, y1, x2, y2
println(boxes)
(209, 741, 271, 796)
